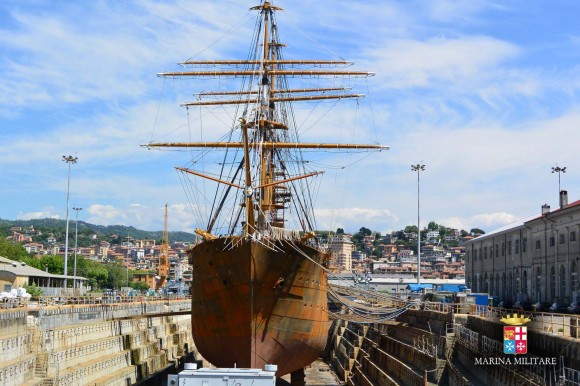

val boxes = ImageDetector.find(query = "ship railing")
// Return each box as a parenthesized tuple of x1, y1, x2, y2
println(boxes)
(267, 226, 302, 240)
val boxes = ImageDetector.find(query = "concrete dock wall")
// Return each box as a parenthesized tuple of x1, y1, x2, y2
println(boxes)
(0, 299, 196, 386)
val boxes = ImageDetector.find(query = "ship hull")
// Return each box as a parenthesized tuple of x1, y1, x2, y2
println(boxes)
(188, 237, 329, 376)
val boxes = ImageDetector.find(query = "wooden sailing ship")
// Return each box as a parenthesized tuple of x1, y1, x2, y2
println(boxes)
(144, 1, 387, 377)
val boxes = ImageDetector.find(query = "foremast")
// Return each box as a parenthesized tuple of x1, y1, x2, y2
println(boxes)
(144, 1, 389, 240)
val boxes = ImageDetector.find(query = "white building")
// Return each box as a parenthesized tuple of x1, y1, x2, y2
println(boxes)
(465, 191, 580, 304)
(329, 234, 353, 272)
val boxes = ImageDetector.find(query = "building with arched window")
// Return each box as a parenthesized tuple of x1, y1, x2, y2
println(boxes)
(464, 191, 580, 304)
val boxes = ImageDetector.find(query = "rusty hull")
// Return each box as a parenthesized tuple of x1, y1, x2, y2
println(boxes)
(188, 237, 329, 376)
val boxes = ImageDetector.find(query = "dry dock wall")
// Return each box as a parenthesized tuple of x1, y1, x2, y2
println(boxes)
(327, 310, 580, 386)
(0, 300, 197, 386)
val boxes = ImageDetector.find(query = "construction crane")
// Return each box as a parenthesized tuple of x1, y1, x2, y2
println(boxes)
(156, 204, 170, 291)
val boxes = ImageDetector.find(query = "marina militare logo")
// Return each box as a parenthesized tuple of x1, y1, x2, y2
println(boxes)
(501, 314, 531, 355)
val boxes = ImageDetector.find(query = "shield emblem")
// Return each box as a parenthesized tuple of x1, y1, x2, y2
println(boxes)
(504, 326, 527, 355)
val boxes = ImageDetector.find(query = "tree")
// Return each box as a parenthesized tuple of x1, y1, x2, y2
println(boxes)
(129, 281, 150, 292)
(460, 229, 469, 237)
(0, 239, 30, 261)
(105, 263, 128, 289)
(359, 227, 372, 236)
(23, 283, 43, 297)
(404, 225, 418, 234)
(37, 255, 65, 275)
(336, 228, 344, 234)
(428, 221, 439, 231)
(470, 228, 486, 235)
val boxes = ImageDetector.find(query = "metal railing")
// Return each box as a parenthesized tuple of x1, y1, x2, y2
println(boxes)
(3, 294, 192, 309)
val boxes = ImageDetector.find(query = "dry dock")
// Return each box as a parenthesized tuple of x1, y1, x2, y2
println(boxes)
(2, 297, 580, 385)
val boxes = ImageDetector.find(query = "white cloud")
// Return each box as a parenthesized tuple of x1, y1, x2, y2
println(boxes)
(315, 207, 399, 233)
(367, 36, 520, 89)
(17, 209, 61, 220)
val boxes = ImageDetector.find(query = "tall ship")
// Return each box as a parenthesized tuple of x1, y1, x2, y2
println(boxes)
(144, 1, 387, 378)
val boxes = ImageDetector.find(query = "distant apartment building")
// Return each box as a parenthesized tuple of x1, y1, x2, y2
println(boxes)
(23, 243, 43, 254)
(426, 230, 440, 242)
(397, 249, 414, 261)
(351, 251, 367, 261)
(94, 241, 110, 259)
(465, 191, 580, 304)
(134, 239, 156, 248)
(329, 234, 353, 272)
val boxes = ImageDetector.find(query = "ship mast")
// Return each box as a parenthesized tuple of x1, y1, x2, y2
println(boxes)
(144, 1, 389, 239)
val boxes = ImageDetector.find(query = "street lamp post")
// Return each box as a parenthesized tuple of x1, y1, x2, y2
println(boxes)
(411, 163, 426, 285)
(126, 233, 131, 288)
(551, 165, 566, 194)
(62, 155, 78, 290)
(73, 207, 83, 291)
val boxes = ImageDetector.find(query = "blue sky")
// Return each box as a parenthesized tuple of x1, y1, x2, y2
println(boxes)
(1, 0, 579, 235)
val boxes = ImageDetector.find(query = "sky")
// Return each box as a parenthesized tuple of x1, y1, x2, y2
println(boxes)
(1, 0, 579, 236)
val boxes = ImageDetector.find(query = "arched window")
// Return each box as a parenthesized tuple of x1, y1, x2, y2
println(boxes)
(495, 273, 500, 298)
(551, 266, 556, 301)
(515, 268, 520, 299)
(508, 272, 513, 301)
(522, 270, 528, 301)
(536, 266, 542, 302)
(484, 273, 489, 293)
(560, 265, 566, 301)
(571, 261, 578, 300)
(502, 272, 506, 299)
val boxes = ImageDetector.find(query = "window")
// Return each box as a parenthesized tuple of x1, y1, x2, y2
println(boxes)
(502, 242, 505, 256)
(572, 261, 578, 292)
(484, 246, 488, 259)
(536, 240, 541, 249)
(515, 239, 520, 254)
(551, 267, 556, 299)
(571, 231, 577, 242)
(508, 241, 512, 256)
(559, 234, 565, 244)
(495, 244, 499, 257)
(550, 237, 555, 247)
(523, 237, 527, 252)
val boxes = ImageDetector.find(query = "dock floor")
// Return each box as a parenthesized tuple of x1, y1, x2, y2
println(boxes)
(277, 359, 340, 386)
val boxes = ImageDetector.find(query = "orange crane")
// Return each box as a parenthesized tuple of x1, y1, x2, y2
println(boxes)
(156, 204, 170, 291)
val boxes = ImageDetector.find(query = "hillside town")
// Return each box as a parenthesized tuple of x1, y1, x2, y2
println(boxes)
(327, 230, 467, 280)
(4, 222, 471, 289)
(4, 224, 194, 290)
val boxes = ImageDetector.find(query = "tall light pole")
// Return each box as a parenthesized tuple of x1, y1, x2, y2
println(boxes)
(411, 163, 426, 285)
(73, 207, 83, 291)
(551, 165, 566, 195)
(62, 155, 78, 290)
(126, 232, 131, 288)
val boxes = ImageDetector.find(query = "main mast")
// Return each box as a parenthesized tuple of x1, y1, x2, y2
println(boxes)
(144, 1, 388, 239)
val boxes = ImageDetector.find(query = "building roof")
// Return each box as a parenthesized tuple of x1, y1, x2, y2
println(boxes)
(466, 199, 580, 243)
(0, 255, 86, 280)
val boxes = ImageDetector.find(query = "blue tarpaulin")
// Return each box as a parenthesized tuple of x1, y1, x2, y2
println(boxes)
(407, 284, 433, 292)
(435, 284, 467, 292)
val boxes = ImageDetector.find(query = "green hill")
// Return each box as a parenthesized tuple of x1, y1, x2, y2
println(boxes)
(0, 218, 195, 243)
